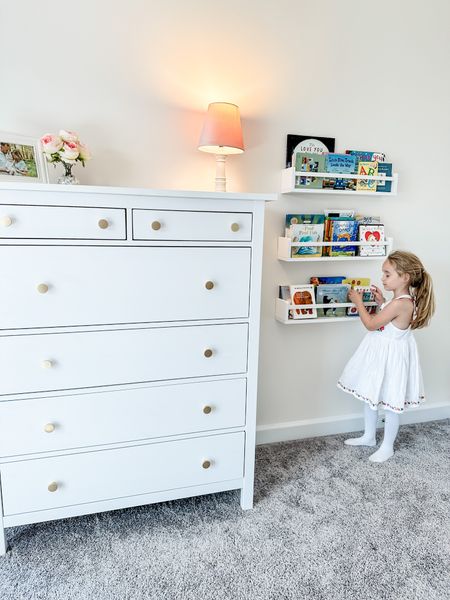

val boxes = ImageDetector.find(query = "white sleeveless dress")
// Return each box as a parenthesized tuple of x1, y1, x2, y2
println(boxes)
(337, 295, 424, 413)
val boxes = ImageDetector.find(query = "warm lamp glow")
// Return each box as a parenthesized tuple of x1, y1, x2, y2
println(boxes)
(198, 102, 244, 191)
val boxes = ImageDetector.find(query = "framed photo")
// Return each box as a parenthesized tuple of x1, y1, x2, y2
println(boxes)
(0, 132, 48, 183)
(286, 134, 335, 168)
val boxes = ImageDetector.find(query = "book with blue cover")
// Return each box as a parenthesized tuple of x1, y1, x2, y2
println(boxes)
(316, 284, 350, 318)
(329, 220, 359, 256)
(345, 150, 386, 163)
(285, 214, 325, 258)
(376, 163, 393, 193)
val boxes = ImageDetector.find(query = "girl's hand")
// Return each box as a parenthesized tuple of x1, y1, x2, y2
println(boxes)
(370, 285, 385, 306)
(348, 287, 364, 304)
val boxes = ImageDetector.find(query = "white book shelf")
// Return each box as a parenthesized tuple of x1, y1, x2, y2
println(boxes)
(275, 298, 375, 325)
(281, 167, 398, 196)
(278, 237, 394, 262)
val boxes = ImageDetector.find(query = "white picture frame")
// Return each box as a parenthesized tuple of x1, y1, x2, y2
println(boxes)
(0, 132, 48, 183)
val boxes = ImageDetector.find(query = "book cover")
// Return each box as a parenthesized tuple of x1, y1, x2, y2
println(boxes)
(376, 163, 393, 193)
(346, 286, 376, 316)
(358, 224, 385, 256)
(328, 219, 358, 256)
(356, 161, 378, 192)
(325, 153, 357, 173)
(355, 214, 381, 225)
(286, 214, 325, 258)
(316, 284, 350, 318)
(279, 285, 291, 301)
(345, 150, 386, 163)
(310, 276, 346, 286)
(342, 277, 371, 287)
(286, 134, 335, 168)
(324, 208, 355, 218)
(294, 153, 326, 189)
(289, 284, 317, 320)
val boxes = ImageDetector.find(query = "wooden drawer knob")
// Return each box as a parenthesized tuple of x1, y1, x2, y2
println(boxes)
(0, 216, 13, 227)
(231, 223, 240, 232)
(37, 283, 49, 294)
(205, 281, 215, 290)
(151, 221, 161, 231)
(202, 460, 211, 469)
(98, 219, 109, 229)
(48, 482, 58, 492)
(203, 405, 212, 414)
(44, 423, 55, 433)
(203, 349, 213, 358)
(41, 359, 53, 369)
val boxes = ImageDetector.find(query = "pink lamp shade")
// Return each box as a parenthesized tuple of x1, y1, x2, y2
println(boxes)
(198, 102, 244, 155)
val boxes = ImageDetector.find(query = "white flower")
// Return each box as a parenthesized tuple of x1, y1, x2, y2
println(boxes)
(59, 129, 79, 143)
(60, 141, 79, 161)
(40, 134, 63, 154)
(78, 143, 91, 162)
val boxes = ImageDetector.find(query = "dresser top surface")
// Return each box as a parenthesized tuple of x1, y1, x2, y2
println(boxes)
(0, 182, 276, 203)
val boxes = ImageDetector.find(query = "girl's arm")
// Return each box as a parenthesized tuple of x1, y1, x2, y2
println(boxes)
(348, 288, 402, 331)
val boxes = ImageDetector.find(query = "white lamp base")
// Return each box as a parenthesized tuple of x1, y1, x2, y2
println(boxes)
(214, 154, 227, 192)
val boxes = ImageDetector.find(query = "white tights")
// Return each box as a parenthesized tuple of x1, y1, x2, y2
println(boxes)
(344, 404, 400, 462)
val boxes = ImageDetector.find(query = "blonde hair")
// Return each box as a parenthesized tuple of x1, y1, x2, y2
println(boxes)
(387, 251, 435, 329)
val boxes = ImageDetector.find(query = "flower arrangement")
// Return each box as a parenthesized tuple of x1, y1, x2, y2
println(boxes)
(40, 130, 91, 184)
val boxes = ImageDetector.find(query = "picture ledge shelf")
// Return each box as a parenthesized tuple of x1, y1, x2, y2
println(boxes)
(281, 167, 398, 195)
(277, 237, 394, 262)
(275, 298, 371, 325)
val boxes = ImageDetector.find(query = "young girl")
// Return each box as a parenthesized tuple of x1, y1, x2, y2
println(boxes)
(338, 251, 435, 463)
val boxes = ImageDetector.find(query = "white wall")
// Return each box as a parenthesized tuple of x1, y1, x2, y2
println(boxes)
(2, 0, 449, 438)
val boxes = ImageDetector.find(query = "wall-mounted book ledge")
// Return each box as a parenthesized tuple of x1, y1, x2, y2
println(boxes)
(275, 298, 377, 325)
(277, 237, 394, 262)
(281, 168, 398, 195)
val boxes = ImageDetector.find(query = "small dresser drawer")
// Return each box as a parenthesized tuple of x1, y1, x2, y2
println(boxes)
(0, 246, 251, 329)
(133, 209, 252, 241)
(0, 323, 248, 396)
(0, 432, 245, 515)
(0, 378, 246, 456)
(0, 205, 126, 239)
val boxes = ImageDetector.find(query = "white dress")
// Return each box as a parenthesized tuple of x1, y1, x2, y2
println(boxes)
(337, 295, 424, 413)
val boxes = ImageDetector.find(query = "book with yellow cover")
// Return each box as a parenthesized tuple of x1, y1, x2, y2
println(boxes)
(356, 161, 378, 192)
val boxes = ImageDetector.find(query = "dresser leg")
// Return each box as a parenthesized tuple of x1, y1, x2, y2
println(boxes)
(240, 485, 254, 510)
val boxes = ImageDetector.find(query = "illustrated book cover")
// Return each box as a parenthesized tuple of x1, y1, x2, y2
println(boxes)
(323, 153, 357, 190)
(310, 276, 346, 286)
(286, 134, 335, 168)
(356, 161, 378, 192)
(316, 284, 350, 318)
(285, 214, 325, 258)
(294, 152, 326, 189)
(289, 284, 317, 320)
(376, 163, 393, 193)
(345, 150, 386, 163)
(325, 219, 358, 256)
(345, 286, 376, 316)
(358, 224, 385, 256)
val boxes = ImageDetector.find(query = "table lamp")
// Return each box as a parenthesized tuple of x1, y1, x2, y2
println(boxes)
(198, 102, 244, 192)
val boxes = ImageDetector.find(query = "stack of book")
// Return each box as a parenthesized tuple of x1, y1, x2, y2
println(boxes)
(285, 212, 385, 258)
(293, 150, 393, 193)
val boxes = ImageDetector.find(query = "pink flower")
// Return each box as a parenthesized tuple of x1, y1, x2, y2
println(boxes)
(61, 141, 80, 161)
(59, 129, 79, 143)
(40, 134, 63, 154)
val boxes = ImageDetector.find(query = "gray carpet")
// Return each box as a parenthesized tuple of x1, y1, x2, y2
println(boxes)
(1, 419, 449, 600)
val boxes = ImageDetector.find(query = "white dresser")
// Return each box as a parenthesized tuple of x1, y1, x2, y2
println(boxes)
(0, 182, 273, 554)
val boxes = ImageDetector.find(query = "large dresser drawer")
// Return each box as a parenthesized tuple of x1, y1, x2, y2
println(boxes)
(0, 431, 245, 515)
(0, 323, 248, 396)
(0, 246, 251, 329)
(0, 378, 246, 456)
(0, 205, 126, 239)
(133, 209, 252, 241)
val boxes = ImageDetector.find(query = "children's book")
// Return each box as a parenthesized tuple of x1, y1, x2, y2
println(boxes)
(356, 161, 378, 192)
(325, 219, 358, 256)
(285, 214, 325, 258)
(346, 286, 376, 316)
(316, 284, 350, 318)
(376, 163, 393, 193)
(279, 285, 291, 301)
(342, 277, 371, 287)
(289, 284, 317, 320)
(294, 152, 326, 189)
(324, 208, 355, 219)
(355, 214, 381, 225)
(286, 134, 335, 168)
(323, 153, 357, 190)
(358, 224, 385, 256)
(310, 276, 346, 286)
(345, 150, 386, 163)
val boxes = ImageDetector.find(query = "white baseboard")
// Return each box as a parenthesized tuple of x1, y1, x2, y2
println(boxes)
(256, 402, 450, 445)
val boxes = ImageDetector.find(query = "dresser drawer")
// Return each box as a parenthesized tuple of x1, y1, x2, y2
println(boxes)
(0, 205, 126, 239)
(0, 378, 246, 456)
(0, 246, 251, 329)
(133, 209, 252, 241)
(0, 323, 248, 396)
(0, 431, 244, 515)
